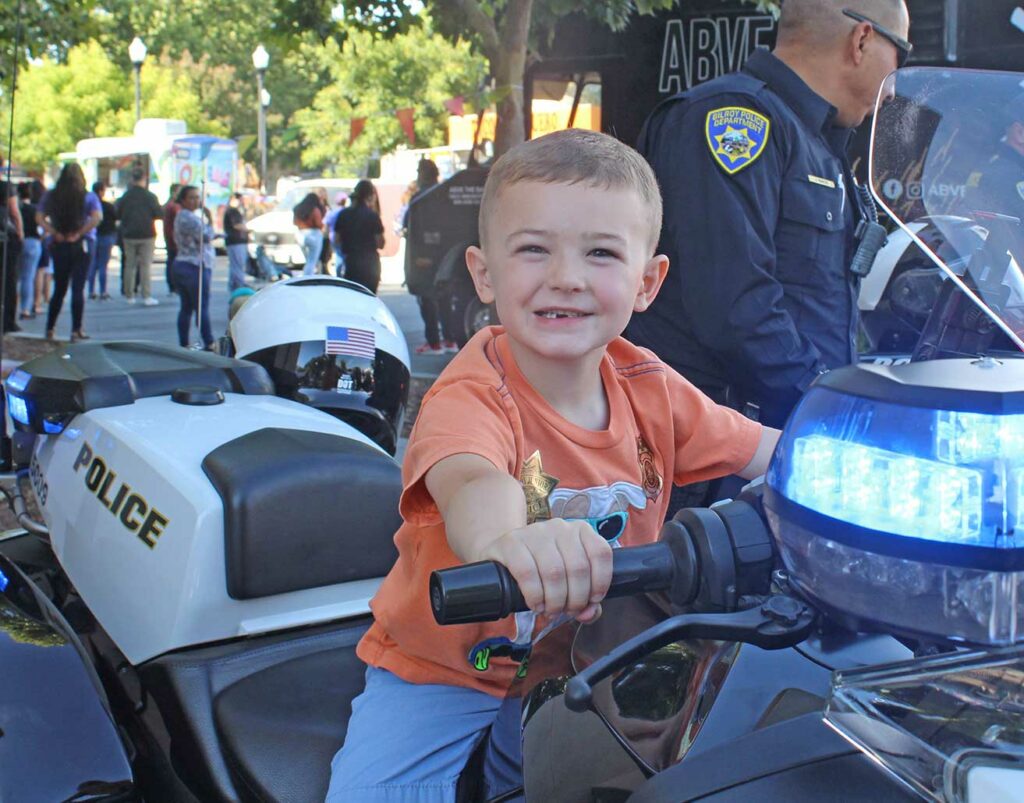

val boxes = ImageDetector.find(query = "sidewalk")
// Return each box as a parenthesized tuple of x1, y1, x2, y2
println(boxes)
(14, 244, 451, 367)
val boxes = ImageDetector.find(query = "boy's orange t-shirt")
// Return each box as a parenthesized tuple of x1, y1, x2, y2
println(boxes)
(358, 327, 762, 697)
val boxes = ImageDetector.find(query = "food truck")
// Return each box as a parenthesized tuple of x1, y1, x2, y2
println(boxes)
(61, 118, 238, 229)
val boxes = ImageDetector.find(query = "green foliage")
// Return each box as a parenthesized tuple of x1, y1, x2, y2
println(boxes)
(0, 0, 98, 63)
(2, 0, 780, 174)
(293, 27, 485, 174)
(9, 41, 228, 172)
(88, 0, 334, 171)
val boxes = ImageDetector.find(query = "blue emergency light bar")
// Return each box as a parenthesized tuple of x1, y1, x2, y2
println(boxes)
(764, 358, 1024, 645)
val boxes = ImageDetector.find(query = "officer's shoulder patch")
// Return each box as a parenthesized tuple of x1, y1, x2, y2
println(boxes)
(705, 106, 771, 175)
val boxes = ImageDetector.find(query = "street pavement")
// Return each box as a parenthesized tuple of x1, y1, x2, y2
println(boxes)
(14, 244, 457, 379)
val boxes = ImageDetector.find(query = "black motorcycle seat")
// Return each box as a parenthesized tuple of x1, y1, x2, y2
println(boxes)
(202, 427, 401, 599)
(214, 639, 366, 802)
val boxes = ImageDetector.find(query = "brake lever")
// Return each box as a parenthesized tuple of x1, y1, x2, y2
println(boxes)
(564, 595, 816, 713)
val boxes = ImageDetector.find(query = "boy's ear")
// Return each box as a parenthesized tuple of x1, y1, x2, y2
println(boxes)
(465, 245, 496, 304)
(633, 254, 669, 313)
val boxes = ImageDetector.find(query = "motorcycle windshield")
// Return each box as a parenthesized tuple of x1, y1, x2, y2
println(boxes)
(871, 67, 1024, 352)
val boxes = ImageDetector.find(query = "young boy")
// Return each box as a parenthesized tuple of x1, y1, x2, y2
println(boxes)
(326, 129, 779, 801)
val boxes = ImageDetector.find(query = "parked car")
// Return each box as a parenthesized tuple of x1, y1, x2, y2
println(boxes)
(246, 178, 358, 269)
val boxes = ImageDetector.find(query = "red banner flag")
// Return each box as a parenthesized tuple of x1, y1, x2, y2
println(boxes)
(443, 96, 464, 116)
(349, 117, 366, 146)
(396, 107, 415, 146)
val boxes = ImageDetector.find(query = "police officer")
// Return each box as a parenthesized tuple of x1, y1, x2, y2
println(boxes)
(969, 94, 1024, 219)
(628, 0, 911, 445)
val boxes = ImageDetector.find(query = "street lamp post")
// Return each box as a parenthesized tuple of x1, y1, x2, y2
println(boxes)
(128, 37, 147, 123)
(252, 44, 270, 194)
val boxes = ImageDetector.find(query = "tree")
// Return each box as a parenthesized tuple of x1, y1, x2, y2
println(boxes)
(292, 27, 485, 174)
(0, 0, 98, 64)
(279, 0, 778, 156)
(9, 41, 227, 172)
(88, 0, 334, 174)
(276, 0, 677, 155)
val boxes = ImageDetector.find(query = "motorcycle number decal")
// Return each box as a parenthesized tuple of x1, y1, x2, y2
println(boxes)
(705, 106, 770, 175)
(29, 453, 48, 507)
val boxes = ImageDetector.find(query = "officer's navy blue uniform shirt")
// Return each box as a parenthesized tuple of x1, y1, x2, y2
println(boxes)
(627, 49, 866, 427)
(971, 142, 1024, 219)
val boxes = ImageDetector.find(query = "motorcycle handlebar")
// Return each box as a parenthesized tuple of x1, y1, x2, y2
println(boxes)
(430, 542, 676, 625)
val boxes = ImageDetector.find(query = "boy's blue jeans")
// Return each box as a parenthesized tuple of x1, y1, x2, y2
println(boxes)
(326, 666, 523, 802)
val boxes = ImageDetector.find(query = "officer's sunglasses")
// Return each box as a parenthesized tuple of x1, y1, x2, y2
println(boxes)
(843, 9, 912, 68)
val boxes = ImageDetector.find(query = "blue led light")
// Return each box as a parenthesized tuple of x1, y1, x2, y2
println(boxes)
(0, 568, 8, 593)
(787, 435, 983, 544)
(8, 395, 29, 426)
(768, 387, 1024, 552)
(5, 369, 29, 393)
(935, 410, 1024, 464)
(42, 419, 64, 434)
(765, 361, 1024, 647)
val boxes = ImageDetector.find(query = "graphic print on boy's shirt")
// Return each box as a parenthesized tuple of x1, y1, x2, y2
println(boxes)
(469, 448, 654, 674)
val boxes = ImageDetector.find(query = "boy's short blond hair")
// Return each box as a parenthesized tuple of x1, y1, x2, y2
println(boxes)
(478, 129, 663, 253)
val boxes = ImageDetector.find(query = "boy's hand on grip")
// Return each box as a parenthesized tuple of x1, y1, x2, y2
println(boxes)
(474, 519, 614, 623)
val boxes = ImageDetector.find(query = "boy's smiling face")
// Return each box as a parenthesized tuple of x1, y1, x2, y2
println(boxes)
(466, 180, 668, 377)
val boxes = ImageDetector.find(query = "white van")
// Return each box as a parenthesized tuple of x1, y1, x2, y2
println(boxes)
(246, 178, 358, 268)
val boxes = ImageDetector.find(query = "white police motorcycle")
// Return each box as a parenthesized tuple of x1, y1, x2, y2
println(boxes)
(0, 276, 410, 801)
(0, 68, 1022, 803)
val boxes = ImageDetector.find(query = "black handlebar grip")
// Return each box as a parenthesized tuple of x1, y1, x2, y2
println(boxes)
(429, 560, 527, 625)
(430, 542, 675, 625)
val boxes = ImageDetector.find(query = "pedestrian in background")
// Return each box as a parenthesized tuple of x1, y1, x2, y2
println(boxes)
(171, 186, 214, 349)
(32, 180, 52, 316)
(115, 166, 163, 305)
(316, 188, 332, 275)
(36, 163, 101, 342)
(88, 181, 117, 301)
(404, 159, 458, 353)
(324, 192, 348, 277)
(163, 183, 181, 294)
(293, 192, 325, 277)
(333, 180, 384, 293)
(0, 178, 23, 333)
(223, 192, 249, 292)
(16, 182, 40, 320)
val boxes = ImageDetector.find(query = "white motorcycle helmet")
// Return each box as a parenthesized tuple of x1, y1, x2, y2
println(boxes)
(230, 276, 411, 455)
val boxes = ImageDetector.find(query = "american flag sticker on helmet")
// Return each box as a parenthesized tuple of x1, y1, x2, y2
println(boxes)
(325, 326, 375, 359)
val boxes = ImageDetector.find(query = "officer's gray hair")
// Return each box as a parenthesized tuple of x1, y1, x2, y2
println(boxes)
(478, 129, 663, 253)
(778, 0, 906, 46)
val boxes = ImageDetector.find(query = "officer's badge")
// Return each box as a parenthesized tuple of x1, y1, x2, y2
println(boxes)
(1017, 181, 1024, 202)
(705, 107, 770, 175)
